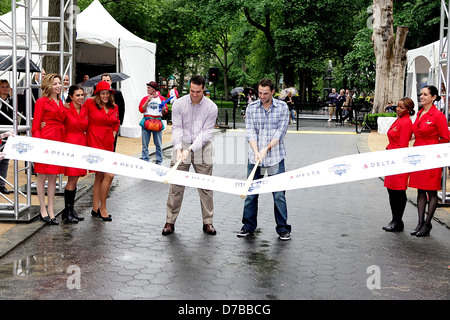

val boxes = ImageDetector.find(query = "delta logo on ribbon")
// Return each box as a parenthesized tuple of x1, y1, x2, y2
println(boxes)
(151, 167, 167, 177)
(403, 154, 425, 166)
(12, 142, 33, 154)
(82, 153, 104, 165)
(329, 163, 351, 176)
(248, 180, 268, 192)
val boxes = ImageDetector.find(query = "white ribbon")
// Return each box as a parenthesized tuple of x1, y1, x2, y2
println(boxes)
(3, 135, 450, 196)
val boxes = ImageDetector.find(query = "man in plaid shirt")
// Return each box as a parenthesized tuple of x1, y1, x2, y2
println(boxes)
(237, 78, 292, 241)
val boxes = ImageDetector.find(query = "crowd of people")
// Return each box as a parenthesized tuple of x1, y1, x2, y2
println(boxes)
(0, 70, 449, 241)
(327, 88, 355, 125)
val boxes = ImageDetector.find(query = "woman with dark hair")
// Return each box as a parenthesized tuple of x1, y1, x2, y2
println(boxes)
(31, 73, 66, 225)
(84, 81, 120, 221)
(62, 85, 88, 223)
(409, 85, 450, 236)
(382, 97, 414, 232)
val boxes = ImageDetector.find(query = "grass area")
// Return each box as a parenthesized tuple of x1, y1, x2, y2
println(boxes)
(212, 100, 240, 109)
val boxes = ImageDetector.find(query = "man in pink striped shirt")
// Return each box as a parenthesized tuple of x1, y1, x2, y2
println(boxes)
(163, 75, 218, 236)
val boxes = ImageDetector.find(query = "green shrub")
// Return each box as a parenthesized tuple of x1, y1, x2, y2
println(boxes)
(364, 113, 396, 129)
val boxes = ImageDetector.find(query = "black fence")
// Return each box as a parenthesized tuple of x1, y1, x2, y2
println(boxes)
(216, 101, 372, 133)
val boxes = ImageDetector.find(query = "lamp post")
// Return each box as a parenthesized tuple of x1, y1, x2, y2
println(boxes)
(323, 60, 334, 112)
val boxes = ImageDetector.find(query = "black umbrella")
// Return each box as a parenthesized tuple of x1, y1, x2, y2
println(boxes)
(83, 72, 130, 87)
(0, 55, 40, 73)
(243, 87, 256, 96)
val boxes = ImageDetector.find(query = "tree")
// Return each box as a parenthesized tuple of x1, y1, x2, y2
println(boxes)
(44, 0, 77, 79)
(371, 0, 408, 113)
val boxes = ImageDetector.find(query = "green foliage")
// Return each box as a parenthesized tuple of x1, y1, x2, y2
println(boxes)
(364, 113, 397, 129)
(343, 28, 375, 93)
(0, 1, 11, 15)
(40, 0, 443, 100)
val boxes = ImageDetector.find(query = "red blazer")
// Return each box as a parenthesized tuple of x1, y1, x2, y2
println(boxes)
(85, 98, 120, 152)
(384, 114, 413, 190)
(64, 102, 88, 176)
(409, 105, 450, 190)
(31, 97, 66, 174)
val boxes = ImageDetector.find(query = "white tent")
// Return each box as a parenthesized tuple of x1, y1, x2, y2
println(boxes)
(0, 0, 156, 138)
(77, 0, 156, 138)
(405, 39, 446, 113)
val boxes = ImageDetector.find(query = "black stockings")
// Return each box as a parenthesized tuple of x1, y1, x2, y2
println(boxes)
(387, 189, 407, 221)
(417, 189, 438, 224)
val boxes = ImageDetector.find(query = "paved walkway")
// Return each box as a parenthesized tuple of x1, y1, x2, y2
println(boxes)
(0, 120, 449, 301)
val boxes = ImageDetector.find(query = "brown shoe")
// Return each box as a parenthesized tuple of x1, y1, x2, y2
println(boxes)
(162, 223, 174, 235)
(203, 223, 217, 235)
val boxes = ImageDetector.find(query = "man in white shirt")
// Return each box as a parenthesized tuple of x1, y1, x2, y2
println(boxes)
(163, 75, 218, 236)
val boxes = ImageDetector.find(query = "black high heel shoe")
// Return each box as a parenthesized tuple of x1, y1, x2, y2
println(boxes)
(50, 218, 59, 226)
(40, 214, 51, 224)
(98, 209, 112, 221)
(416, 222, 432, 237)
(410, 222, 425, 236)
(91, 209, 100, 217)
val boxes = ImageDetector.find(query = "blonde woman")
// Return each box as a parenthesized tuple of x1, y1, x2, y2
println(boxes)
(31, 73, 66, 225)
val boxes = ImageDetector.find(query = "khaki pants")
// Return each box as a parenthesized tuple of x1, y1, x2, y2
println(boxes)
(166, 142, 214, 225)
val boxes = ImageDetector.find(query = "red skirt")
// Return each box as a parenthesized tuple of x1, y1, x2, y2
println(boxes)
(384, 172, 409, 190)
(409, 168, 442, 190)
(34, 125, 65, 175)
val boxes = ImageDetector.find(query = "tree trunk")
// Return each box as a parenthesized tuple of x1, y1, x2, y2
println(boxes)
(44, 0, 76, 78)
(44, 0, 60, 74)
(372, 0, 408, 113)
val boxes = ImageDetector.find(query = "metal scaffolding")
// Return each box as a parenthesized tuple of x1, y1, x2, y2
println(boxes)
(439, 0, 450, 205)
(0, 0, 73, 221)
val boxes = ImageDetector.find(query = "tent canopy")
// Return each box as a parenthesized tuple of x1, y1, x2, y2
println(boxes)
(77, 0, 156, 137)
(0, 0, 156, 138)
(406, 39, 447, 114)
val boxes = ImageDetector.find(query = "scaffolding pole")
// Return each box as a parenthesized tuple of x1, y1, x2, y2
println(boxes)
(0, 0, 73, 221)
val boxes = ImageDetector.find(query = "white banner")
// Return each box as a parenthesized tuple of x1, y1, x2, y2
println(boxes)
(3, 135, 450, 195)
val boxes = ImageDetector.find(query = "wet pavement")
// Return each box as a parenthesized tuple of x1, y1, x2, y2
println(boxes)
(0, 120, 449, 301)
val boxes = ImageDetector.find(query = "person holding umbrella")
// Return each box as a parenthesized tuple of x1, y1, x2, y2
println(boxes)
(284, 91, 296, 124)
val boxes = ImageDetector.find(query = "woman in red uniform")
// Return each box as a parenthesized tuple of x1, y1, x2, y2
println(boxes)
(31, 73, 66, 225)
(383, 97, 414, 232)
(409, 85, 450, 236)
(85, 81, 120, 221)
(62, 85, 88, 223)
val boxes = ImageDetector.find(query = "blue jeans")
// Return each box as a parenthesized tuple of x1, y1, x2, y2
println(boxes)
(141, 128, 163, 164)
(242, 159, 291, 235)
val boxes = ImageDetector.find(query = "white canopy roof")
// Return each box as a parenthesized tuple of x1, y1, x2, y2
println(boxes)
(406, 39, 446, 113)
(0, 0, 157, 138)
(77, 0, 157, 137)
